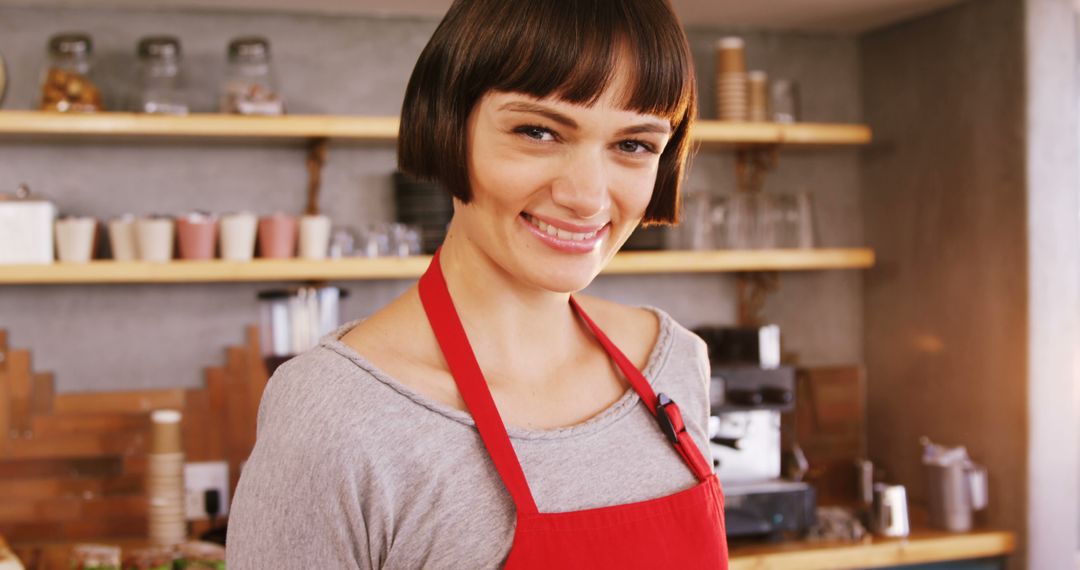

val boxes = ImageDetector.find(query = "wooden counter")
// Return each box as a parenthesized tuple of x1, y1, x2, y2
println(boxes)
(729, 528, 1015, 570)
(6, 529, 1014, 570)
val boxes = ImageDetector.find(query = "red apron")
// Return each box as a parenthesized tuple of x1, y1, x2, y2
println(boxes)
(418, 250, 729, 569)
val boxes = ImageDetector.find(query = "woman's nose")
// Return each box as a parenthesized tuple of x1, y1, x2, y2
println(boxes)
(550, 152, 611, 219)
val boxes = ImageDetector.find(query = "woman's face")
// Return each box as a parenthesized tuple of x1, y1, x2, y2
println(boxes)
(456, 68, 672, 294)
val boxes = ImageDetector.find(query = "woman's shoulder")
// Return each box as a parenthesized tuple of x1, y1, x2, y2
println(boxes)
(573, 294, 660, 370)
(572, 295, 707, 375)
(256, 344, 381, 435)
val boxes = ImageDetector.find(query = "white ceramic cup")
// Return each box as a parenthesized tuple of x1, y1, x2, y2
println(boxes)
(135, 216, 175, 263)
(298, 214, 331, 260)
(55, 216, 97, 263)
(108, 215, 138, 261)
(220, 212, 258, 261)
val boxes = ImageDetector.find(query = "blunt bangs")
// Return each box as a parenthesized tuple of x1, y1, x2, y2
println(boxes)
(399, 0, 697, 224)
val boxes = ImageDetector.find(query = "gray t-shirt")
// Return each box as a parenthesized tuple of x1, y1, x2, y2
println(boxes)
(227, 307, 713, 569)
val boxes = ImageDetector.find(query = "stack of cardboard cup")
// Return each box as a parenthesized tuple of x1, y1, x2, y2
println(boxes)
(748, 71, 769, 122)
(147, 409, 186, 546)
(716, 37, 748, 121)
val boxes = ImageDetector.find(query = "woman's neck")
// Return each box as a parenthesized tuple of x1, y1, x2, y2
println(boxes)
(435, 226, 589, 385)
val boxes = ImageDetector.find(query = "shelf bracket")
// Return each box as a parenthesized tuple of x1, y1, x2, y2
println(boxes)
(305, 137, 329, 216)
(734, 145, 779, 193)
(736, 271, 779, 327)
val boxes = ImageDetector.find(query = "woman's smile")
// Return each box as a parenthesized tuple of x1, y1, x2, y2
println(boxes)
(519, 213, 610, 253)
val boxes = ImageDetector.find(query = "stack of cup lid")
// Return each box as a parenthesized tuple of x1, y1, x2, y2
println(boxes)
(748, 71, 769, 122)
(147, 409, 186, 546)
(715, 37, 748, 121)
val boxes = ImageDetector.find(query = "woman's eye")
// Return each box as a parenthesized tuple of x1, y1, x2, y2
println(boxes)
(515, 126, 556, 142)
(618, 140, 655, 154)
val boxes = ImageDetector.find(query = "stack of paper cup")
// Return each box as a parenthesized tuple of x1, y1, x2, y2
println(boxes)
(220, 212, 257, 261)
(748, 71, 769, 122)
(299, 214, 331, 260)
(108, 215, 139, 261)
(55, 216, 97, 263)
(716, 37, 748, 121)
(135, 216, 175, 263)
(147, 409, 186, 546)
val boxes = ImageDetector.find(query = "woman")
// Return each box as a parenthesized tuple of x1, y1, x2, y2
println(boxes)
(228, 0, 728, 568)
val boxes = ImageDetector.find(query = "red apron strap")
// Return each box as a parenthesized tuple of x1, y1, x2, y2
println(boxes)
(569, 296, 714, 482)
(418, 250, 540, 516)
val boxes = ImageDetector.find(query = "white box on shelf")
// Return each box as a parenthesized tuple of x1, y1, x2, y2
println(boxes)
(0, 196, 56, 264)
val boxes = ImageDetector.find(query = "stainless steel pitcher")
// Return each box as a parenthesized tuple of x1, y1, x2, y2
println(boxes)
(926, 461, 988, 532)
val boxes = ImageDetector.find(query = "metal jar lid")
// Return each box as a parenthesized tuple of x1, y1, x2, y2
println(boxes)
(48, 32, 93, 57)
(227, 36, 271, 61)
(0, 183, 51, 204)
(137, 36, 182, 60)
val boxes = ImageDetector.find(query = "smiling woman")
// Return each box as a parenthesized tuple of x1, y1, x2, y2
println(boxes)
(227, 1, 728, 569)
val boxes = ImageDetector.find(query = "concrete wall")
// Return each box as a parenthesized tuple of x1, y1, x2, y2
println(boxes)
(0, 7, 865, 392)
(1023, 0, 1080, 564)
(862, 0, 1080, 566)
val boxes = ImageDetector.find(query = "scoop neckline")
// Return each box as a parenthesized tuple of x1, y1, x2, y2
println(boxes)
(320, 305, 676, 441)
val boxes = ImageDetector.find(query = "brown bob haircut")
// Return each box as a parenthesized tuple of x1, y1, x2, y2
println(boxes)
(398, 0, 697, 225)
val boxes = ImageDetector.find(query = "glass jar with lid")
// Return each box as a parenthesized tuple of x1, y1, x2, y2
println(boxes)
(134, 36, 189, 115)
(220, 36, 285, 115)
(39, 32, 104, 112)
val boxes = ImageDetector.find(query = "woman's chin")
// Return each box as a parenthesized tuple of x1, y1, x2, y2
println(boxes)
(519, 261, 603, 294)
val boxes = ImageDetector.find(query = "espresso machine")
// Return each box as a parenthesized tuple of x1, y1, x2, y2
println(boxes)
(695, 325, 816, 540)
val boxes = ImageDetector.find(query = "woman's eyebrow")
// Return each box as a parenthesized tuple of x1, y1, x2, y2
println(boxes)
(497, 101, 670, 136)
(498, 101, 578, 128)
(615, 123, 671, 137)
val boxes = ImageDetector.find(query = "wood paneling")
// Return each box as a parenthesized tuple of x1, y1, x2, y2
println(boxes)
(0, 326, 267, 543)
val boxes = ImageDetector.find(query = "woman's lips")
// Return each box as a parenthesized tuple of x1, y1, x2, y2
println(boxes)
(519, 213, 608, 253)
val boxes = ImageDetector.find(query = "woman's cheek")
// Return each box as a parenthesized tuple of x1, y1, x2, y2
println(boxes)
(616, 168, 658, 217)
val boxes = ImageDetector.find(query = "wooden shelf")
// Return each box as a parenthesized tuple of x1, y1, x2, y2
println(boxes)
(0, 111, 870, 146)
(693, 121, 871, 146)
(0, 111, 399, 141)
(729, 529, 1015, 570)
(0, 249, 874, 285)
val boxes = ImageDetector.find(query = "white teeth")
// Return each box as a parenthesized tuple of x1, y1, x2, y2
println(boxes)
(526, 214, 599, 242)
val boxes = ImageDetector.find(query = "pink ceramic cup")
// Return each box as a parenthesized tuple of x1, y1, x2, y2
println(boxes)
(257, 213, 298, 259)
(176, 213, 218, 260)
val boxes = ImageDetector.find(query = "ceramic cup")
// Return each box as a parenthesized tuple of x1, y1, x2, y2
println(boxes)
(55, 216, 97, 263)
(107, 215, 138, 261)
(298, 214, 331, 260)
(135, 215, 175, 263)
(219, 212, 257, 261)
(258, 213, 298, 259)
(176, 212, 218, 260)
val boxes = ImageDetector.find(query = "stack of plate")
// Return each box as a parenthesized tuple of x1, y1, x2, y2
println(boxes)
(393, 171, 453, 254)
(147, 410, 186, 546)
